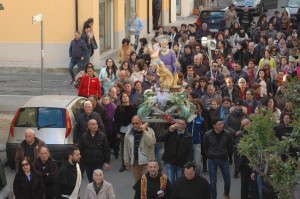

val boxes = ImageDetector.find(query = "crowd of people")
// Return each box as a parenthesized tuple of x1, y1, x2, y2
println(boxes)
(12, 5, 300, 199)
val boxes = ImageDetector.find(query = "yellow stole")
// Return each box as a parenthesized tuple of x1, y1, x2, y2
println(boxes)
(141, 173, 167, 199)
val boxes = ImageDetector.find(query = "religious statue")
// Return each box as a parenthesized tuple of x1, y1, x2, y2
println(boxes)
(149, 48, 179, 91)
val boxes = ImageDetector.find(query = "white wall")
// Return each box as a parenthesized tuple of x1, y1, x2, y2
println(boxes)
(180, 0, 193, 17)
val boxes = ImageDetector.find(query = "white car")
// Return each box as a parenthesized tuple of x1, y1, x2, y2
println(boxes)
(6, 95, 87, 169)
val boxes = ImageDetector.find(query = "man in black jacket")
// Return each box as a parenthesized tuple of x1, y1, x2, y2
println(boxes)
(203, 118, 233, 199)
(158, 117, 193, 185)
(171, 162, 211, 199)
(79, 119, 110, 183)
(74, 101, 105, 144)
(35, 147, 58, 199)
(53, 147, 81, 199)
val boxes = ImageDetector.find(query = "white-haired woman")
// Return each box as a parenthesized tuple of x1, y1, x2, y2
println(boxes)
(84, 169, 116, 199)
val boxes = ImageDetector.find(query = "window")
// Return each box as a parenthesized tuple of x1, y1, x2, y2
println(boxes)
(15, 108, 66, 128)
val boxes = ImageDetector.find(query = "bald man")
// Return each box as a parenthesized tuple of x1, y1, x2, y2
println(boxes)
(15, 128, 47, 171)
(124, 115, 156, 182)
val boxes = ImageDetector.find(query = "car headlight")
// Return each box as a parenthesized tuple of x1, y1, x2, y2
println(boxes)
(253, 0, 261, 8)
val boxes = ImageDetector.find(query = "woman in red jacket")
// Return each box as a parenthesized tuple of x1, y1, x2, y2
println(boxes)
(78, 63, 102, 99)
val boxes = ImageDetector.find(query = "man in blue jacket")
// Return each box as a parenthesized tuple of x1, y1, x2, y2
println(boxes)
(127, 12, 144, 49)
(68, 31, 88, 84)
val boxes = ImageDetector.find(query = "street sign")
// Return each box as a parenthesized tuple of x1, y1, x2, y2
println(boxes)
(32, 13, 43, 24)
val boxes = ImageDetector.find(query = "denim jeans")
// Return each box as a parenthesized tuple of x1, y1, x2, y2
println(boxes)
(69, 58, 83, 81)
(257, 174, 264, 199)
(155, 143, 164, 171)
(85, 165, 103, 183)
(208, 159, 231, 199)
(166, 163, 183, 185)
(193, 144, 202, 174)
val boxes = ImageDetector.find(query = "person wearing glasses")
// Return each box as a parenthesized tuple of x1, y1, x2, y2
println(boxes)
(123, 115, 156, 182)
(13, 156, 45, 199)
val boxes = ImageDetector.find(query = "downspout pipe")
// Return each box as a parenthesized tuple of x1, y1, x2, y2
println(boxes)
(147, 0, 150, 34)
(75, 0, 79, 31)
(169, 0, 171, 23)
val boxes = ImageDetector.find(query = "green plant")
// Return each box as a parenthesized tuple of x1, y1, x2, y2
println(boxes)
(238, 79, 300, 199)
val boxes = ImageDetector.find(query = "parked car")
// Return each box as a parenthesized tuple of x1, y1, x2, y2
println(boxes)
(0, 158, 13, 199)
(282, 0, 300, 19)
(196, 6, 226, 35)
(6, 95, 87, 169)
(232, 0, 278, 15)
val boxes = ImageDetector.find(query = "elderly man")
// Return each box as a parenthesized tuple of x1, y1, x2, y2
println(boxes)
(193, 54, 208, 76)
(74, 101, 105, 145)
(171, 162, 211, 199)
(158, 117, 193, 185)
(79, 119, 110, 183)
(124, 115, 156, 182)
(35, 147, 58, 199)
(15, 128, 47, 171)
(84, 169, 116, 198)
(133, 161, 172, 199)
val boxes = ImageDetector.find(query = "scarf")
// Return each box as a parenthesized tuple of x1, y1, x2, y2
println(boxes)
(141, 173, 167, 199)
(102, 102, 116, 119)
(233, 108, 244, 117)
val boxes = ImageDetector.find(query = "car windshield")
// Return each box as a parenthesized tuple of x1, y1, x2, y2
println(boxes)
(15, 107, 66, 128)
(287, 0, 300, 7)
(201, 11, 224, 19)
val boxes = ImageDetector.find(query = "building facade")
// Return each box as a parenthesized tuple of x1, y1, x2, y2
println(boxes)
(0, 0, 178, 68)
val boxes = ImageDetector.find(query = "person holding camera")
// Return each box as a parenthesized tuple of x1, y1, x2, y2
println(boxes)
(158, 118, 193, 185)
(124, 115, 156, 182)
(133, 160, 172, 199)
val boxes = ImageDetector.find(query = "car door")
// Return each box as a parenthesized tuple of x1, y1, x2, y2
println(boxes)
(263, 0, 278, 9)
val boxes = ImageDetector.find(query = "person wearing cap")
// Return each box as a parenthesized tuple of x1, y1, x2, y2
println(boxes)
(225, 98, 248, 179)
(230, 61, 250, 85)
(238, 6, 253, 32)
(171, 162, 211, 199)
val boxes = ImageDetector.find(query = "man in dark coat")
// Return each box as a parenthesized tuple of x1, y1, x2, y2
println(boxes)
(53, 147, 81, 199)
(15, 128, 47, 171)
(153, 0, 162, 30)
(133, 161, 172, 199)
(203, 118, 233, 199)
(79, 119, 110, 183)
(34, 147, 58, 199)
(158, 118, 193, 185)
(74, 100, 105, 144)
(171, 162, 211, 199)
